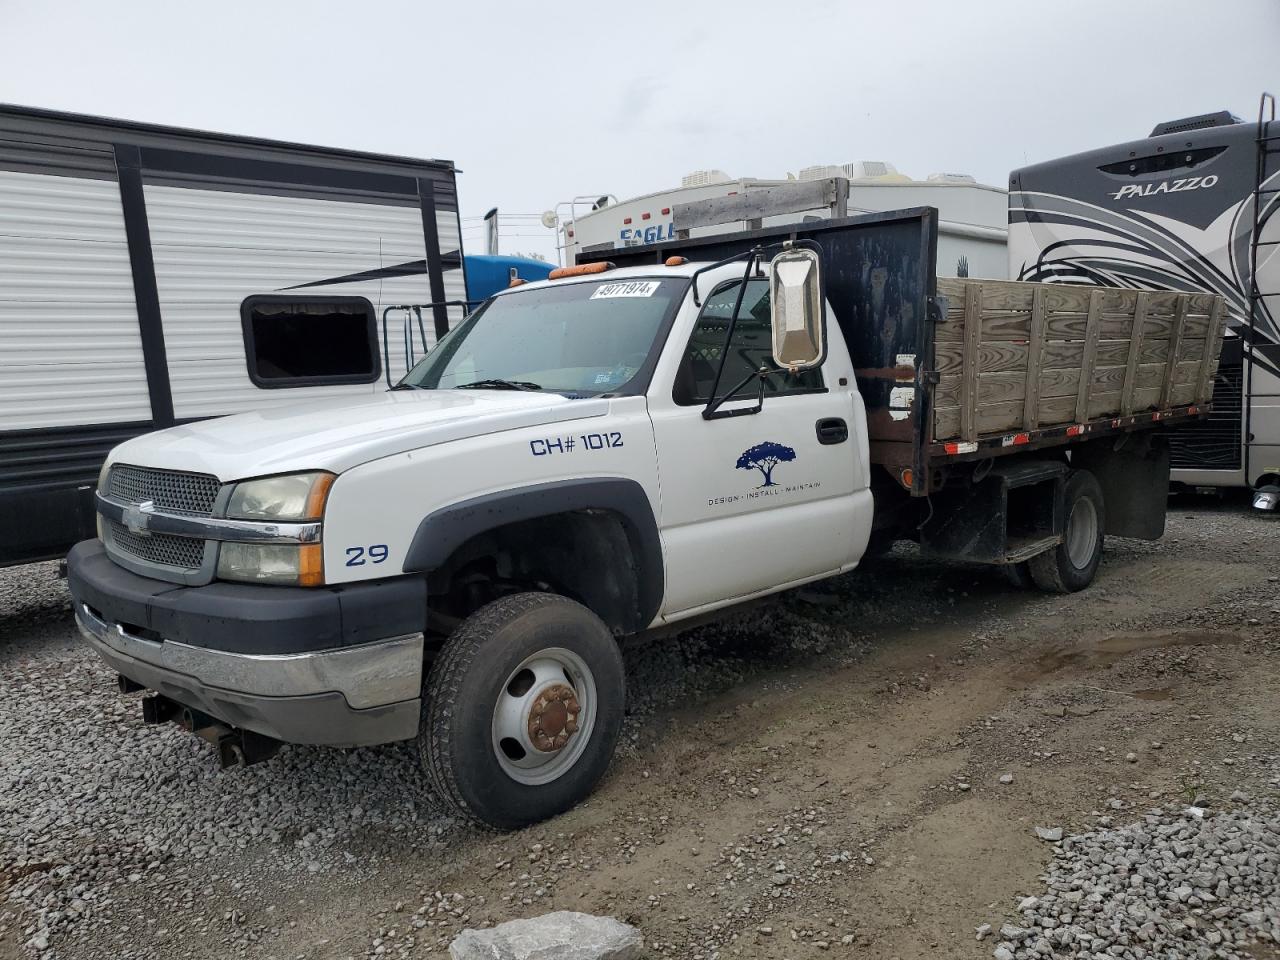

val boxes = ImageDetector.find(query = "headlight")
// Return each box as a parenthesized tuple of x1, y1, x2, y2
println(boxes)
(217, 543, 324, 587)
(227, 471, 334, 521)
(220, 471, 333, 586)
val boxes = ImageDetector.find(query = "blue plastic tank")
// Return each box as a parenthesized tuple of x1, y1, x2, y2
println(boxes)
(464, 254, 554, 303)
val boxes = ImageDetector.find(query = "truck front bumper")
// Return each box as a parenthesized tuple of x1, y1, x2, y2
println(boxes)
(67, 540, 426, 747)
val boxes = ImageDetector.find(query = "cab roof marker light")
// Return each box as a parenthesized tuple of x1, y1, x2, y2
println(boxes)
(661, 207, 670, 215)
(641, 212, 651, 220)
(665, 256, 688, 267)
(547, 262, 614, 280)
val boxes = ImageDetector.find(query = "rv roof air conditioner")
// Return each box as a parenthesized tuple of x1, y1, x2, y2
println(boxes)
(1149, 110, 1241, 138)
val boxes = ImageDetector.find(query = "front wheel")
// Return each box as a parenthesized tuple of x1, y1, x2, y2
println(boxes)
(419, 593, 625, 829)
(1029, 469, 1105, 593)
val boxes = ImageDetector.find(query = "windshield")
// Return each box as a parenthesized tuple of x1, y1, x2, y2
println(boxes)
(399, 277, 683, 395)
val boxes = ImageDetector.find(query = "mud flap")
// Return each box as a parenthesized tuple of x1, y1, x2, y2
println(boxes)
(1070, 435, 1170, 540)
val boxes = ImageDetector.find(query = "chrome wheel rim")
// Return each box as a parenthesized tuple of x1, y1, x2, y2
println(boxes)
(1065, 497, 1099, 568)
(491, 647, 597, 786)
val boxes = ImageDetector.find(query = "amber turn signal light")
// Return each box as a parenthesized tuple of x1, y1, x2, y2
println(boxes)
(548, 262, 614, 280)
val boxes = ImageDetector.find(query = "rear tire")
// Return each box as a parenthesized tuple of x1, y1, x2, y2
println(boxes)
(419, 593, 625, 830)
(1029, 470, 1105, 593)
(1002, 562, 1035, 589)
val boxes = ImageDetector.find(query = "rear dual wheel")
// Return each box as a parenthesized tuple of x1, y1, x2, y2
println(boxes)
(419, 593, 625, 830)
(1029, 469, 1105, 593)
(1000, 470, 1105, 593)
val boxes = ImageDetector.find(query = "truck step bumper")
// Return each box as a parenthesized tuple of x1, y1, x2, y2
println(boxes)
(74, 600, 423, 747)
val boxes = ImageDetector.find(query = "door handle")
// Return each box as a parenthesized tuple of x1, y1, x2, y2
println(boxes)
(816, 417, 848, 445)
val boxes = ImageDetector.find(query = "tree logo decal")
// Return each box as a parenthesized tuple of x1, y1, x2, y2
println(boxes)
(736, 441, 797, 488)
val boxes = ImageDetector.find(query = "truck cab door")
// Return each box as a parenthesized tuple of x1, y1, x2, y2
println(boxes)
(648, 275, 871, 618)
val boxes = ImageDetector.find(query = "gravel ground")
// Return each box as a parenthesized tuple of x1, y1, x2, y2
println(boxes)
(988, 800, 1280, 960)
(1, 493, 1278, 959)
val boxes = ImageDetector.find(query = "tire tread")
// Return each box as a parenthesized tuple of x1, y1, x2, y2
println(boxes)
(420, 593, 623, 830)
(420, 593, 562, 829)
(1029, 470, 1105, 594)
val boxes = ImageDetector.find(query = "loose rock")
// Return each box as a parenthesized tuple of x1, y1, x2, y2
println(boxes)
(449, 912, 643, 960)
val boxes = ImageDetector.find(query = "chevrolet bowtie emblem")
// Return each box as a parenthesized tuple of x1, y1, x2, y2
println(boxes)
(123, 500, 155, 536)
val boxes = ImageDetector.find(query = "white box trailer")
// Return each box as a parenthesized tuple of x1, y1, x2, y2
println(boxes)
(0, 105, 466, 566)
(558, 170, 1009, 280)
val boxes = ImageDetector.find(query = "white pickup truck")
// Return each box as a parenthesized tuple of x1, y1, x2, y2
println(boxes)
(68, 209, 1226, 828)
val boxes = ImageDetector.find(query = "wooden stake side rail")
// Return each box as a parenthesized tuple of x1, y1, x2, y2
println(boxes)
(933, 279, 1227, 444)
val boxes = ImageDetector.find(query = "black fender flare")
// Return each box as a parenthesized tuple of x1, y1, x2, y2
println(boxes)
(402, 477, 664, 631)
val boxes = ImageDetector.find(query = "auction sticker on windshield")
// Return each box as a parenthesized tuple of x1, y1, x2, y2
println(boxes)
(590, 281, 661, 299)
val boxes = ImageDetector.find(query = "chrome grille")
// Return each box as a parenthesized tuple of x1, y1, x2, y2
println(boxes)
(106, 519, 206, 570)
(108, 464, 221, 516)
(103, 465, 220, 579)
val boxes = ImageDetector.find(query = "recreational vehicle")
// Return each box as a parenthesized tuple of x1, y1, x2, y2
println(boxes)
(0, 105, 466, 567)
(1009, 95, 1278, 505)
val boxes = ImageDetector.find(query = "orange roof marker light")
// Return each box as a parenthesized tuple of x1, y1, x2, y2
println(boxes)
(548, 262, 614, 280)
(665, 256, 688, 267)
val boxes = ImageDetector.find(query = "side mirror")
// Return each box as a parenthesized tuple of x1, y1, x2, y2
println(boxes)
(768, 246, 825, 370)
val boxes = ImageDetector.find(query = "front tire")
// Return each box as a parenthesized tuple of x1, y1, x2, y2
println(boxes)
(1029, 469, 1105, 593)
(420, 593, 625, 829)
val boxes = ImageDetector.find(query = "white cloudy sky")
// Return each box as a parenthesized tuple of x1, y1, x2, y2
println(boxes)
(3, 0, 1276, 259)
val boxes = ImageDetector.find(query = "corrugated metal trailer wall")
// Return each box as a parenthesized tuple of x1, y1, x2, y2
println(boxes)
(0, 105, 462, 565)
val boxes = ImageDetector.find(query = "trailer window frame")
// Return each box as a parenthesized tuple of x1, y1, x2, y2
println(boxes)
(239, 294, 382, 389)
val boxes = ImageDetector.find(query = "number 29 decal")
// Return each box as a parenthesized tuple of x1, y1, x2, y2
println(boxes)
(345, 544, 389, 566)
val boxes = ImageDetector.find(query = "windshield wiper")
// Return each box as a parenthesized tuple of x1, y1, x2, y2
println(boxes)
(455, 378, 543, 391)
(388, 383, 424, 391)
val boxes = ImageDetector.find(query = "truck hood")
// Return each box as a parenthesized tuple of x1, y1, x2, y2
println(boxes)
(107, 390, 612, 481)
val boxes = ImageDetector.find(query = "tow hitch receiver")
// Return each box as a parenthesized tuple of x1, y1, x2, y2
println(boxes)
(138, 693, 284, 769)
